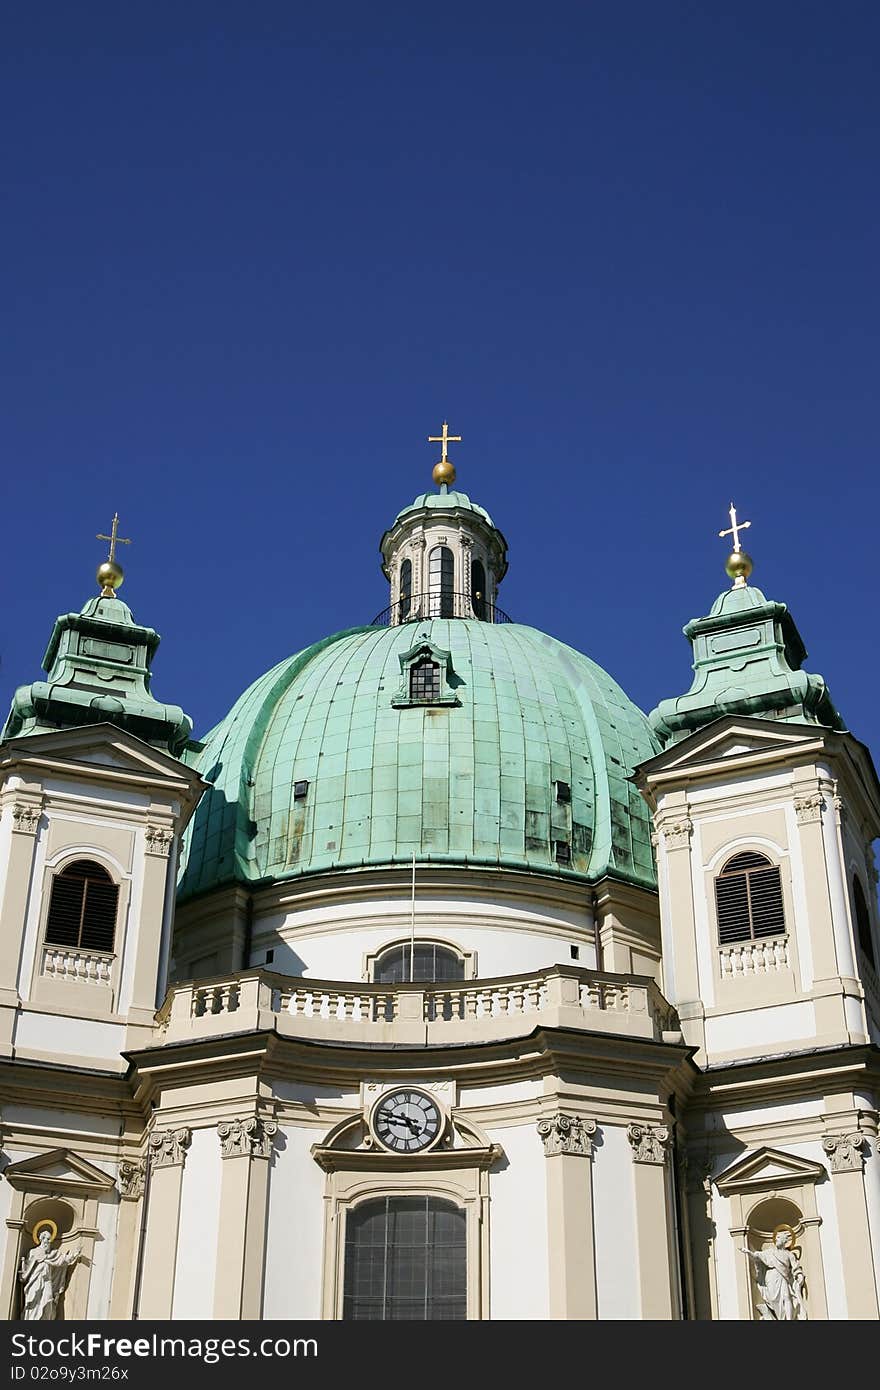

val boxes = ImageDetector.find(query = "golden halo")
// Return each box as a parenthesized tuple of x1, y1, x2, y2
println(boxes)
(32, 1219, 58, 1245)
(772, 1223, 795, 1246)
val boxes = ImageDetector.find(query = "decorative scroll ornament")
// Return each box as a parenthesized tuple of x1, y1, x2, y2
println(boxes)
(656, 815, 692, 850)
(217, 1116, 278, 1160)
(117, 1159, 146, 1201)
(536, 1113, 597, 1158)
(821, 1132, 866, 1174)
(11, 804, 40, 836)
(793, 794, 824, 826)
(627, 1122, 670, 1165)
(145, 825, 174, 857)
(148, 1128, 191, 1169)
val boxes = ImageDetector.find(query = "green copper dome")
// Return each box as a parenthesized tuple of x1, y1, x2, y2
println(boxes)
(177, 620, 659, 901)
(391, 487, 495, 528)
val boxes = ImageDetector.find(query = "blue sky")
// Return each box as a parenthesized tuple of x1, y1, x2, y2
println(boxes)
(2, 3, 878, 754)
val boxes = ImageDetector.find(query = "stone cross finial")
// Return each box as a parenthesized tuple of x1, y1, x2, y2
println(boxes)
(96, 512, 132, 563)
(427, 421, 462, 462)
(718, 502, 751, 553)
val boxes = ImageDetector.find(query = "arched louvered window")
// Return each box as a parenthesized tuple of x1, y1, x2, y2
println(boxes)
(374, 942, 465, 984)
(471, 559, 486, 620)
(852, 876, 876, 971)
(45, 860, 119, 953)
(715, 851, 785, 945)
(343, 1196, 467, 1320)
(428, 545, 454, 618)
(398, 558, 412, 622)
(409, 658, 441, 703)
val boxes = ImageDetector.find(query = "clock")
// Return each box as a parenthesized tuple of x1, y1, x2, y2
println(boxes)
(370, 1088, 444, 1154)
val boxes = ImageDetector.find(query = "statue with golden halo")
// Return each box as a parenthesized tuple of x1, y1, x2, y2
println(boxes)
(739, 1226, 808, 1321)
(19, 1223, 82, 1320)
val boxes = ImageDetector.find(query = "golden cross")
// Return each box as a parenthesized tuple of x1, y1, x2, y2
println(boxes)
(427, 421, 462, 461)
(718, 502, 751, 553)
(96, 513, 132, 563)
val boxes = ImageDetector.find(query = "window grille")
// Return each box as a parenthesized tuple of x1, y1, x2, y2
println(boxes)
(45, 860, 118, 953)
(715, 851, 785, 945)
(427, 546, 454, 618)
(409, 659, 441, 703)
(343, 1196, 467, 1320)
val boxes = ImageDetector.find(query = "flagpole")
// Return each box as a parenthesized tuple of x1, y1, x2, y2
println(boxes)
(410, 850, 416, 982)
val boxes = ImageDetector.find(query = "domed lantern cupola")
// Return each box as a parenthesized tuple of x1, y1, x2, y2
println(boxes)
(378, 423, 509, 624)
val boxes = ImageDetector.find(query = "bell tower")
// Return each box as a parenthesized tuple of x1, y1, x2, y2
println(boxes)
(378, 423, 509, 624)
(0, 519, 205, 1067)
(635, 508, 880, 1066)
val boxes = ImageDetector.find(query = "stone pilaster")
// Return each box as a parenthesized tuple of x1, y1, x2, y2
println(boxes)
(213, 1116, 277, 1319)
(627, 1122, 678, 1319)
(136, 1128, 191, 1318)
(0, 797, 42, 1052)
(537, 1114, 598, 1319)
(822, 1130, 879, 1319)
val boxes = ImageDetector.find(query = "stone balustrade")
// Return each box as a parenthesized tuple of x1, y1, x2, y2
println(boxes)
(157, 963, 680, 1046)
(42, 944, 114, 986)
(719, 935, 790, 978)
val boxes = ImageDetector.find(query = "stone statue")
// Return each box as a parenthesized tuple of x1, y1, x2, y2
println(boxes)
(740, 1229, 807, 1320)
(19, 1230, 81, 1320)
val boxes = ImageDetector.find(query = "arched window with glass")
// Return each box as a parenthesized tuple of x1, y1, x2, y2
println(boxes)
(374, 941, 465, 984)
(714, 851, 786, 945)
(398, 558, 412, 622)
(343, 1196, 467, 1320)
(852, 875, 877, 971)
(471, 558, 486, 620)
(428, 545, 454, 618)
(45, 860, 119, 954)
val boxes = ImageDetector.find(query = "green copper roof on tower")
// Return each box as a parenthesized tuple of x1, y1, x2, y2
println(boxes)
(649, 526, 844, 745)
(2, 521, 192, 755)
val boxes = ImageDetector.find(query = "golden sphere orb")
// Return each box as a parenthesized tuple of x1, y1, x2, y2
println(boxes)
(97, 560, 124, 594)
(724, 550, 753, 583)
(432, 459, 456, 487)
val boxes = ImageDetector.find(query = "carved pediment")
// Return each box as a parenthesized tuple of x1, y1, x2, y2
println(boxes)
(2, 1148, 116, 1196)
(714, 1146, 826, 1197)
(311, 1110, 502, 1173)
(636, 716, 830, 788)
(1, 724, 205, 808)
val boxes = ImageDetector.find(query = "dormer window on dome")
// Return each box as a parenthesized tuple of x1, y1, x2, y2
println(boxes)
(392, 639, 461, 709)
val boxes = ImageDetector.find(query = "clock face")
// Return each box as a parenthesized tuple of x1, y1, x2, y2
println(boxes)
(371, 1088, 444, 1154)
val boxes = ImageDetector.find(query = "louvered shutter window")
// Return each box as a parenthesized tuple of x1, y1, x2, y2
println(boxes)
(45, 860, 118, 953)
(715, 851, 785, 945)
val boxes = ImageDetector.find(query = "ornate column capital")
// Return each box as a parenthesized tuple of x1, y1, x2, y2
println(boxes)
(655, 814, 692, 850)
(148, 1127, 191, 1169)
(822, 1132, 866, 1173)
(217, 1115, 278, 1160)
(10, 803, 41, 836)
(627, 1122, 670, 1165)
(117, 1158, 146, 1201)
(537, 1113, 597, 1158)
(794, 793, 824, 826)
(145, 824, 174, 857)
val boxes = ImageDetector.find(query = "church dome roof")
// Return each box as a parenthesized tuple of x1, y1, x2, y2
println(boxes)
(391, 488, 495, 528)
(177, 619, 659, 902)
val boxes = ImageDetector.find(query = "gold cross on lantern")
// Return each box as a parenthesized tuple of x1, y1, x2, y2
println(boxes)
(96, 513, 132, 563)
(718, 502, 751, 553)
(427, 421, 462, 462)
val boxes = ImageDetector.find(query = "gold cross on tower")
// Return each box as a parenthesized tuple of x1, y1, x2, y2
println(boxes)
(718, 502, 754, 588)
(428, 421, 462, 487)
(95, 512, 132, 597)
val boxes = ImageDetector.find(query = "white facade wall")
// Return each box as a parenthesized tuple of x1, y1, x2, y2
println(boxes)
(485, 1122, 549, 1320)
(263, 1125, 326, 1320)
